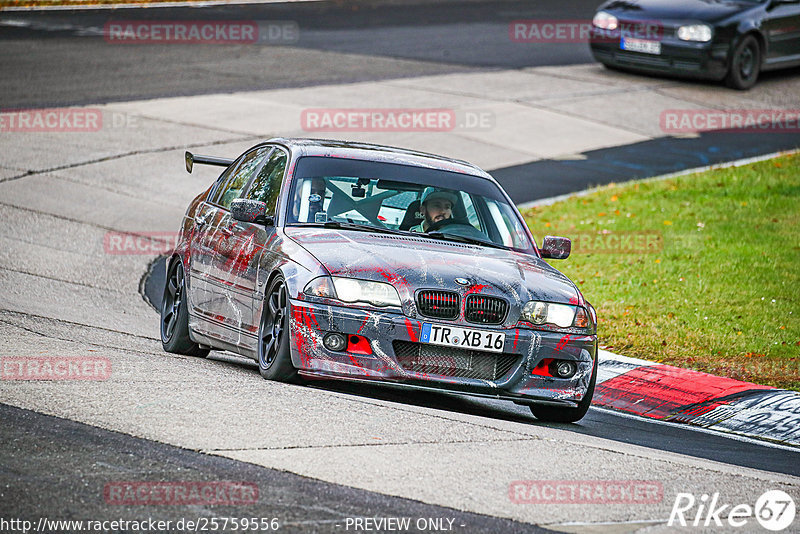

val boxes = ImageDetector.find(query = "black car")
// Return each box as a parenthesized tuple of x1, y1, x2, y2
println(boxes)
(589, 0, 800, 89)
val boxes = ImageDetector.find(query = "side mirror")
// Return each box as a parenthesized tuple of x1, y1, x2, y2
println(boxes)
(540, 236, 571, 259)
(231, 199, 274, 226)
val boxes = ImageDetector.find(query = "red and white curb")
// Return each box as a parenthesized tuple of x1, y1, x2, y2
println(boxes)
(595, 350, 800, 447)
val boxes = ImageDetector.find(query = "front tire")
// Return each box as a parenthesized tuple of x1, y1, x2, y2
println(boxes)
(161, 259, 209, 357)
(725, 34, 760, 90)
(530, 359, 597, 423)
(257, 275, 297, 382)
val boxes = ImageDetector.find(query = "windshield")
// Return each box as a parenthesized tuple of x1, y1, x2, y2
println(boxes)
(286, 156, 533, 251)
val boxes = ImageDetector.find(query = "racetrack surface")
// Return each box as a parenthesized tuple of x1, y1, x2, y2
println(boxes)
(0, 0, 599, 108)
(2, 1, 800, 531)
(0, 403, 555, 533)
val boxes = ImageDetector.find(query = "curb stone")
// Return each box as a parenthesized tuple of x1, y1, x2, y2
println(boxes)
(596, 350, 800, 447)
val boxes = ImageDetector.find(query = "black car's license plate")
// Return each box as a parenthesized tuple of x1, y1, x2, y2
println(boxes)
(621, 37, 661, 55)
(420, 323, 505, 353)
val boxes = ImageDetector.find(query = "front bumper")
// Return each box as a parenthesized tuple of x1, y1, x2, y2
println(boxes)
(289, 298, 597, 405)
(590, 37, 729, 81)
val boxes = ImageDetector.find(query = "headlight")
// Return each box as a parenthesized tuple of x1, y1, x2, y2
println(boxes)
(677, 24, 712, 42)
(303, 276, 337, 299)
(592, 11, 618, 31)
(334, 277, 401, 307)
(521, 301, 595, 332)
(304, 276, 402, 307)
(587, 303, 597, 327)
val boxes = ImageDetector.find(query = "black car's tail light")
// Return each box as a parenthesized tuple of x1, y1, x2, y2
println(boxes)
(416, 290, 459, 320)
(465, 295, 508, 325)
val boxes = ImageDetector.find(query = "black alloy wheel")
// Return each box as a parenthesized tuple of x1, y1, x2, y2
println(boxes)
(161, 259, 209, 357)
(257, 275, 297, 382)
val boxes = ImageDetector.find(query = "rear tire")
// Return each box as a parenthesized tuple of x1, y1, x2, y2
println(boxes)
(257, 275, 297, 382)
(725, 34, 760, 90)
(530, 359, 597, 423)
(161, 259, 209, 357)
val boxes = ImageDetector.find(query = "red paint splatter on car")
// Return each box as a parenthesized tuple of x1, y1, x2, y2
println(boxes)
(404, 318, 418, 342)
(466, 284, 489, 295)
(291, 305, 320, 366)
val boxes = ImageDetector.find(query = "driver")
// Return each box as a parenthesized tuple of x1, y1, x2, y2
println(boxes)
(409, 189, 458, 233)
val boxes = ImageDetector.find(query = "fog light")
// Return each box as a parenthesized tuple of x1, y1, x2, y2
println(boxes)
(550, 360, 577, 379)
(323, 332, 347, 352)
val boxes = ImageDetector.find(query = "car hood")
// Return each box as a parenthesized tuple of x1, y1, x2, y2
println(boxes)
(285, 228, 581, 306)
(599, 0, 755, 22)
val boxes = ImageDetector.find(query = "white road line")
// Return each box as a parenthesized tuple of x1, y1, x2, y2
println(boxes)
(549, 518, 668, 527)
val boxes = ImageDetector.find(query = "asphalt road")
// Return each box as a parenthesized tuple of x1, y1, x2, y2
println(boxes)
(0, 403, 554, 534)
(494, 130, 800, 203)
(0, 0, 598, 108)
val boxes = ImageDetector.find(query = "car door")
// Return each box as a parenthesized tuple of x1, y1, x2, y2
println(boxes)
(762, 1, 800, 66)
(187, 145, 272, 345)
(224, 146, 289, 352)
(187, 155, 243, 332)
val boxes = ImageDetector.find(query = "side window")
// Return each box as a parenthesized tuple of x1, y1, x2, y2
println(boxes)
(208, 157, 241, 202)
(209, 146, 272, 209)
(245, 149, 287, 215)
(460, 192, 482, 231)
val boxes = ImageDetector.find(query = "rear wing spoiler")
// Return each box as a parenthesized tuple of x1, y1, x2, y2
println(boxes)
(185, 151, 234, 174)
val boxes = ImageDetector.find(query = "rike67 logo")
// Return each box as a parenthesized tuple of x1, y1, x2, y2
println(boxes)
(669, 490, 796, 531)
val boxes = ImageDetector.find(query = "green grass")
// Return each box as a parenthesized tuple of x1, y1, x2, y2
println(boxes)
(521, 153, 800, 391)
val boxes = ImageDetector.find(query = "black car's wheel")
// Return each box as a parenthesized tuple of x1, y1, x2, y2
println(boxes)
(726, 34, 761, 90)
(161, 259, 209, 357)
(530, 359, 597, 423)
(257, 275, 297, 382)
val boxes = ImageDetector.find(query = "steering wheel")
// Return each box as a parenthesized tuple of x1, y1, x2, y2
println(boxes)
(426, 218, 487, 240)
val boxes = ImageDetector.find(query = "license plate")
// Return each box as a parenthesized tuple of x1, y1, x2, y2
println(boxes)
(621, 37, 661, 55)
(420, 323, 505, 353)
